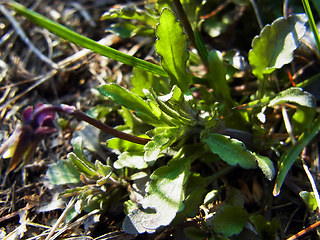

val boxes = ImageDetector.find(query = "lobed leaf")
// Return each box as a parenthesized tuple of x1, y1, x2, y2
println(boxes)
(213, 205, 249, 237)
(114, 152, 148, 169)
(123, 157, 190, 234)
(46, 159, 81, 185)
(299, 191, 318, 212)
(249, 14, 308, 79)
(268, 87, 316, 108)
(144, 126, 186, 162)
(203, 133, 257, 169)
(101, 5, 158, 26)
(155, 8, 192, 92)
(253, 153, 275, 181)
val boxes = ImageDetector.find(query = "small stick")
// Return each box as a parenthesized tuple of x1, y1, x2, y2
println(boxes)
(249, 0, 263, 29)
(286, 220, 320, 240)
(45, 197, 76, 240)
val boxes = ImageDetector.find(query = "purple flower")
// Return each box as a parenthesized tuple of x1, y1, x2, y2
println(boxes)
(0, 102, 150, 174)
(0, 104, 58, 173)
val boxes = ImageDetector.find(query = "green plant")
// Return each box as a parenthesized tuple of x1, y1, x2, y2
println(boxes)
(3, 0, 320, 238)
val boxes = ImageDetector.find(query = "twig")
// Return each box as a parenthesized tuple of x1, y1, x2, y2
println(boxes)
(249, 0, 263, 29)
(286, 220, 320, 240)
(200, 0, 231, 19)
(0, 4, 59, 69)
(283, 0, 290, 18)
(44, 197, 76, 240)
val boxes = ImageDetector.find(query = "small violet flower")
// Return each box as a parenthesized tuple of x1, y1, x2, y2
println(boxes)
(0, 103, 150, 174)
(0, 104, 63, 173)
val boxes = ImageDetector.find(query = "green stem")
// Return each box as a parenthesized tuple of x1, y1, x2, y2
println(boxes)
(172, 0, 196, 49)
(205, 165, 235, 183)
(7, 1, 168, 77)
(172, 0, 208, 66)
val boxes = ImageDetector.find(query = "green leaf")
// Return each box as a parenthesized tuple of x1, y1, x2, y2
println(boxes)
(155, 8, 192, 92)
(299, 191, 318, 212)
(99, 84, 160, 125)
(203, 133, 257, 169)
(268, 87, 316, 108)
(213, 205, 249, 237)
(273, 116, 320, 196)
(131, 68, 169, 97)
(292, 106, 316, 134)
(114, 152, 148, 169)
(150, 86, 194, 125)
(253, 153, 275, 181)
(184, 227, 208, 240)
(67, 153, 98, 179)
(99, 84, 153, 116)
(122, 157, 190, 234)
(46, 159, 81, 184)
(249, 14, 308, 79)
(107, 137, 145, 152)
(72, 136, 96, 170)
(207, 50, 232, 102)
(175, 174, 207, 222)
(204, 189, 219, 205)
(95, 160, 113, 186)
(8, 1, 168, 77)
(101, 5, 158, 26)
(249, 215, 279, 239)
(95, 160, 112, 178)
(144, 126, 185, 162)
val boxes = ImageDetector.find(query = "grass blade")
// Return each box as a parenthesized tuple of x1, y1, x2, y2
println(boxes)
(301, 0, 320, 54)
(273, 116, 320, 196)
(7, 1, 168, 77)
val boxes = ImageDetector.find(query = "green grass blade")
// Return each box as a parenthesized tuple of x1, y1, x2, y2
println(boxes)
(301, 0, 320, 54)
(273, 116, 320, 196)
(7, 1, 168, 77)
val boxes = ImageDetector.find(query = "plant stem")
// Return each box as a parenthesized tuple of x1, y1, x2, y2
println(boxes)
(70, 110, 151, 145)
(172, 0, 208, 65)
(205, 165, 235, 183)
(36, 104, 151, 145)
(172, 0, 196, 49)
